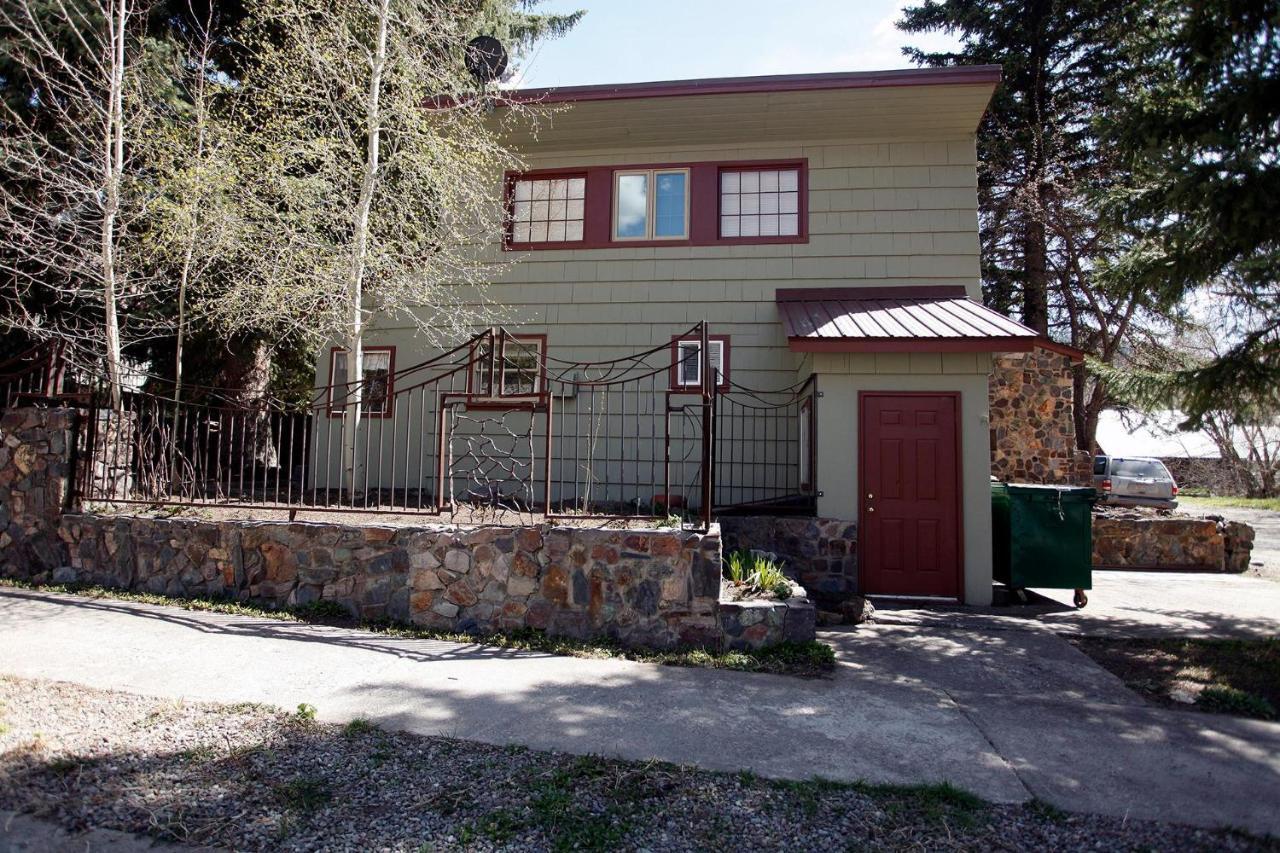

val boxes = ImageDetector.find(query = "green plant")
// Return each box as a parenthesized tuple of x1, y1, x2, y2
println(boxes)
(771, 578, 793, 601)
(343, 717, 377, 737)
(294, 703, 318, 723)
(725, 550, 749, 584)
(275, 776, 332, 813)
(1198, 686, 1277, 720)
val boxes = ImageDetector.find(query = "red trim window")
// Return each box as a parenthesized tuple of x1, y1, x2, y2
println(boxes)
(799, 396, 814, 492)
(505, 159, 807, 250)
(508, 173, 587, 247)
(469, 334, 547, 398)
(720, 166, 801, 239)
(327, 346, 394, 418)
(670, 335, 730, 391)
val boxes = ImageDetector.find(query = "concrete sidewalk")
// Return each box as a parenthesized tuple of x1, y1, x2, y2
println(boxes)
(2, 588, 1278, 837)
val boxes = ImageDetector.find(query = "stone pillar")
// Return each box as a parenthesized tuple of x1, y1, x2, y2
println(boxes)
(0, 407, 75, 578)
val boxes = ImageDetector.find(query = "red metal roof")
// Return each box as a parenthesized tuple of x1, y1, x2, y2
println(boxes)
(491, 66, 1003, 107)
(775, 287, 1038, 354)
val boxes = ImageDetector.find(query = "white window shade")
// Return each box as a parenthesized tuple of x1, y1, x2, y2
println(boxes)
(720, 168, 800, 239)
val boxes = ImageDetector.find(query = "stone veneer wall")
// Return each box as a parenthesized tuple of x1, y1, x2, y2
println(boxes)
(718, 516, 858, 604)
(0, 407, 74, 578)
(1093, 515, 1255, 573)
(718, 581, 816, 651)
(990, 348, 1092, 485)
(53, 514, 723, 649)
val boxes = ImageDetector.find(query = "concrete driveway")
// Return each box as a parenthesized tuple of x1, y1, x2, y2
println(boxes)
(2, 586, 1279, 837)
(872, 569, 1280, 639)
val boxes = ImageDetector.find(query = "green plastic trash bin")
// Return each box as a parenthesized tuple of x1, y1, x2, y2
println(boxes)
(991, 481, 1095, 607)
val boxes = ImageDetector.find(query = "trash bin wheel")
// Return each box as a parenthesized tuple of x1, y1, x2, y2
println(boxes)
(1073, 589, 1088, 609)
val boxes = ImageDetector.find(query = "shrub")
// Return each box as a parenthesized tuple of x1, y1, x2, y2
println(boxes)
(1198, 685, 1277, 720)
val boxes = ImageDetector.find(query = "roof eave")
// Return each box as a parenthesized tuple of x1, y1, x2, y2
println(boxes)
(486, 65, 1002, 108)
(788, 336, 1037, 354)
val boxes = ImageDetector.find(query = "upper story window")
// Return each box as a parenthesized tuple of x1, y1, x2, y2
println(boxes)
(671, 336, 729, 391)
(505, 159, 805, 250)
(328, 346, 394, 417)
(470, 335, 546, 397)
(511, 176, 586, 244)
(720, 167, 800, 238)
(614, 169, 689, 240)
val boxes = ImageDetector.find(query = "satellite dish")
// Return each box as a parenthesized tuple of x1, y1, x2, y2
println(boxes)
(465, 35, 508, 84)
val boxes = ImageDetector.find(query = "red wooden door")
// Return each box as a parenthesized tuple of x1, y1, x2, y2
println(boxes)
(859, 393, 962, 598)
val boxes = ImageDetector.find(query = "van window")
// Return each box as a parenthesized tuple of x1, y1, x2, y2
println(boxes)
(1111, 459, 1170, 479)
(1093, 456, 1108, 475)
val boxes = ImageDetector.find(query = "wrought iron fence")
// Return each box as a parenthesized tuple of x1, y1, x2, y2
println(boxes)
(0, 343, 66, 408)
(16, 326, 816, 529)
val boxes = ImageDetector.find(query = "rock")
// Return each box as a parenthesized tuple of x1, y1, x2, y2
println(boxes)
(51, 565, 77, 584)
(840, 595, 875, 624)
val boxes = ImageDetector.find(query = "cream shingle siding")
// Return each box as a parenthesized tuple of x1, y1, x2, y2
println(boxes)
(366, 137, 982, 394)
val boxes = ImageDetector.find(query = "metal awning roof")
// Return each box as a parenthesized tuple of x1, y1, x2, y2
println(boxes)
(776, 286, 1039, 353)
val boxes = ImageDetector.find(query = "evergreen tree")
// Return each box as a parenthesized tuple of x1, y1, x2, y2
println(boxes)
(898, 0, 1157, 451)
(1096, 0, 1280, 426)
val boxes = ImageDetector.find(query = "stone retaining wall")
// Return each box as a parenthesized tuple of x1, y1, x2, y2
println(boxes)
(53, 513, 723, 649)
(0, 407, 74, 578)
(0, 407, 818, 651)
(718, 581, 816, 651)
(1092, 515, 1255, 573)
(718, 516, 858, 605)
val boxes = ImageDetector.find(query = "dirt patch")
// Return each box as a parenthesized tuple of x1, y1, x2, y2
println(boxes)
(1071, 636, 1279, 720)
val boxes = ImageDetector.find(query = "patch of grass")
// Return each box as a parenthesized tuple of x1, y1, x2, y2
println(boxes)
(275, 776, 332, 813)
(1072, 636, 1280, 721)
(1179, 495, 1280, 512)
(1198, 685, 1277, 720)
(292, 599, 350, 619)
(853, 781, 987, 829)
(293, 703, 318, 724)
(46, 755, 82, 776)
(1, 578, 836, 678)
(342, 717, 377, 737)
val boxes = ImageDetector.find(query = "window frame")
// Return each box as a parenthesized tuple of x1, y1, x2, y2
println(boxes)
(799, 396, 814, 493)
(718, 164, 804, 242)
(502, 159, 807, 251)
(326, 345, 395, 419)
(612, 168, 691, 242)
(669, 335, 730, 392)
(504, 170, 589, 250)
(467, 333, 548, 403)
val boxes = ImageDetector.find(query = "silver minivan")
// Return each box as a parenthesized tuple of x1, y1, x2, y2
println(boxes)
(1092, 455, 1179, 509)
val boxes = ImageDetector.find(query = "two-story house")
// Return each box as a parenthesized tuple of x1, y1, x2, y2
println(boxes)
(320, 65, 1043, 607)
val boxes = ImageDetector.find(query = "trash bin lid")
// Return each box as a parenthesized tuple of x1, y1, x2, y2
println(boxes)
(1005, 483, 1096, 501)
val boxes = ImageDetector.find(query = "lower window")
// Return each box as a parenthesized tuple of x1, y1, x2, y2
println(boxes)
(471, 335, 546, 397)
(671, 336, 729, 390)
(328, 346, 394, 417)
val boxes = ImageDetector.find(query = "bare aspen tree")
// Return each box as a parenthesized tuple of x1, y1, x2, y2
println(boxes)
(0, 0, 157, 407)
(215, 0, 540, 489)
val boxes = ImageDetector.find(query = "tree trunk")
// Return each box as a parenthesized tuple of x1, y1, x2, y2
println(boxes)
(101, 0, 130, 409)
(1022, 206, 1049, 334)
(339, 0, 391, 501)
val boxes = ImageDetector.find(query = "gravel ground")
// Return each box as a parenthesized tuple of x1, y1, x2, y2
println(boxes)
(1, 676, 1274, 852)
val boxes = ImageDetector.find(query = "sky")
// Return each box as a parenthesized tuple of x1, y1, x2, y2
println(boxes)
(508, 1, 964, 89)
